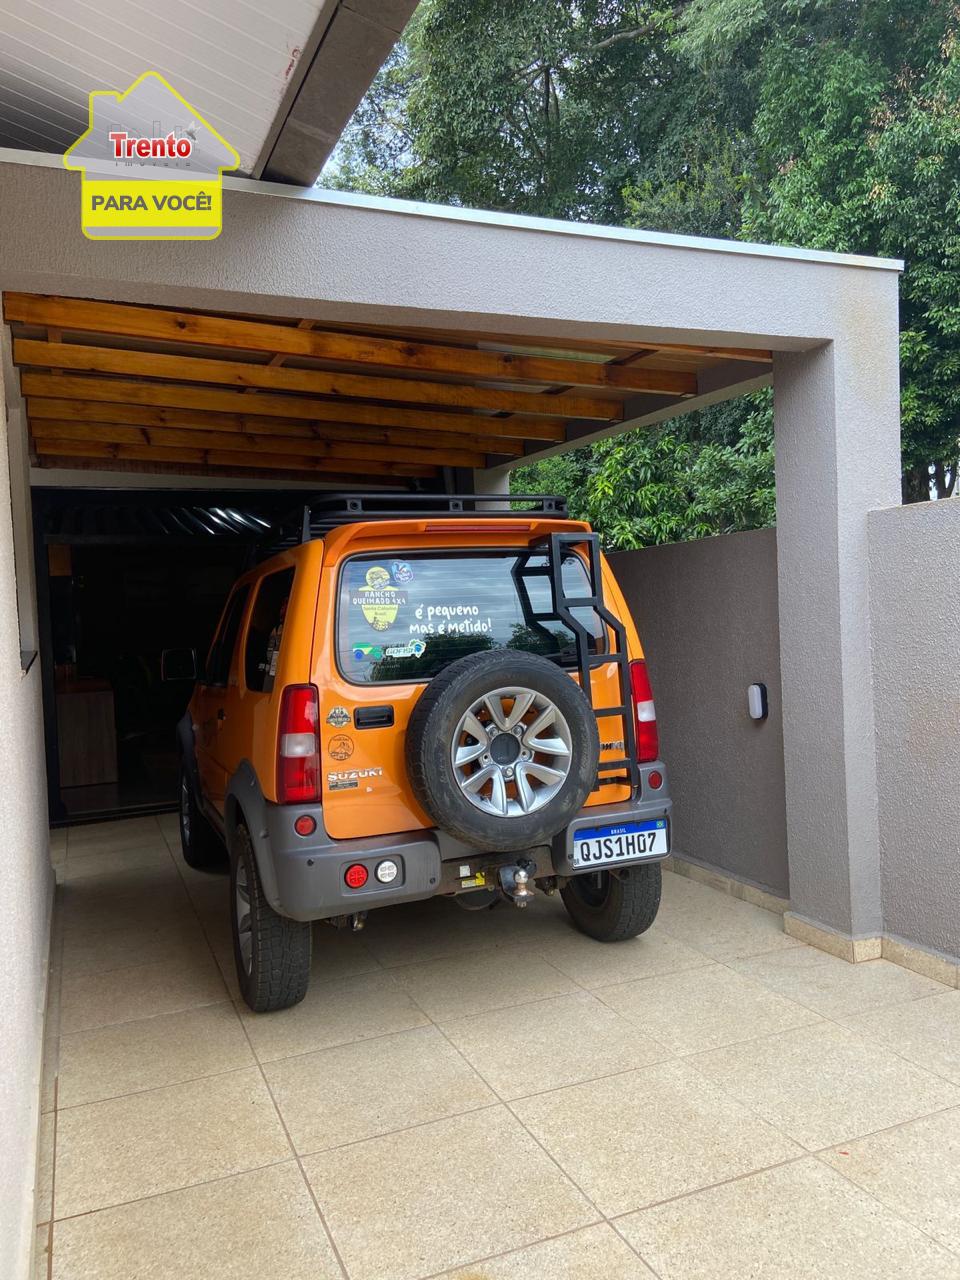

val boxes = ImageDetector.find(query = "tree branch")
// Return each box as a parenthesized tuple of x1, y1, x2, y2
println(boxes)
(585, 6, 691, 54)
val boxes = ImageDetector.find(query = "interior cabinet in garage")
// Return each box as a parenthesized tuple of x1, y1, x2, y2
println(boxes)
(56, 680, 118, 788)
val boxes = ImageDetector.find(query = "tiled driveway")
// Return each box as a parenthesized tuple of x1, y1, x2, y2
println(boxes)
(37, 817, 960, 1279)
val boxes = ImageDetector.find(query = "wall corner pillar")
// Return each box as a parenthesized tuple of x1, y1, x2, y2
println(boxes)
(773, 301, 900, 943)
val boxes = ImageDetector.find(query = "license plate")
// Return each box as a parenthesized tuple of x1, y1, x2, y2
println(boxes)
(571, 819, 669, 868)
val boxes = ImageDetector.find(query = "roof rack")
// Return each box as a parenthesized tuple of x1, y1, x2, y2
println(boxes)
(262, 492, 570, 549)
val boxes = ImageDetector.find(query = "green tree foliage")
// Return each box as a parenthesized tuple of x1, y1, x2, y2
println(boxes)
(688, 0, 960, 501)
(329, 1, 697, 222)
(513, 394, 774, 547)
(327, 0, 960, 540)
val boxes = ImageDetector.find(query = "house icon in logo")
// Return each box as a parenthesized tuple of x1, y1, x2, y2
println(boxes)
(64, 72, 239, 241)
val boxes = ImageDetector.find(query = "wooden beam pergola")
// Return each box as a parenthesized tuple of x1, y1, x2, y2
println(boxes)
(3, 292, 773, 485)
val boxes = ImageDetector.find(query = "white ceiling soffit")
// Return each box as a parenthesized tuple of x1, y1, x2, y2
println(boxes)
(0, 0, 416, 182)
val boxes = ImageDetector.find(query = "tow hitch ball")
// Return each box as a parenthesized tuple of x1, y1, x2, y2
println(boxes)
(498, 860, 536, 908)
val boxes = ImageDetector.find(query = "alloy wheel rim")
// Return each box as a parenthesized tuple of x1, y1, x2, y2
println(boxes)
(180, 776, 191, 844)
(234, 860, 253, 975)
(451, 686, 572, 818)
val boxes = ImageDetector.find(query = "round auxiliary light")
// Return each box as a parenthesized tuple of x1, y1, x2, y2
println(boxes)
(647, 770, 663, 791)
(344, 863, 369, 889)
(294, 814, 317, 837)
(375, 859, 399, 884)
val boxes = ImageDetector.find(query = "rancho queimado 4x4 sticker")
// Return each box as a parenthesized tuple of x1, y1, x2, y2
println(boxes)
(352, 565, 406, 632)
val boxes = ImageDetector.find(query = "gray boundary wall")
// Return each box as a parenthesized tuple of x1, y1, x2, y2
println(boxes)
(610, 529, 789, 897)
(869, 499, 960, 961)
(0, 350, 54, 1280)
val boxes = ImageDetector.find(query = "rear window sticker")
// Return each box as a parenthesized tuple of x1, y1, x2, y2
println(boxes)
(352, 644, 383, 662)
(383, 639, 426, 659)
(326, 705, 350, 728)
(409, 602, 493, 637)
(352, 564, 407, 632)
(329, 734, 354, 761)
(391, 560, 413, 585)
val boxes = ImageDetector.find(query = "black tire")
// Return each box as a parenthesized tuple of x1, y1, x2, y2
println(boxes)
(406, 649, 600, 852)
(179, 765, 226, 871)
(561, 862, 662, 942)
(229, 822, 312, 1013)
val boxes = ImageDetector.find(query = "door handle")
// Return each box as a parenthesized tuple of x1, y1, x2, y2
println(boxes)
(217, 708, 226, 722)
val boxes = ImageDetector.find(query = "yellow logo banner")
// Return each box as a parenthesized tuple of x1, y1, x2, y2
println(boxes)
(64, 72, 239, 241)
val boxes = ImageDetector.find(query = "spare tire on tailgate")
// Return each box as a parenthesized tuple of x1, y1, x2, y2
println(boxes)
(406, 649, 600, 851)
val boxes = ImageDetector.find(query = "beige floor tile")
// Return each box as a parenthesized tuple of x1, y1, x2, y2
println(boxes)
(55, 842, 172, 883)
(656, 876, 800, 961)
(194, 899, 234, 960)
(839, 988, 960, 1084)
(533, 925, 713, 990)
(732, 947, 949, 1018)
(444, 1223, 655, 1278)
(58, 1002, 253, 1108)
(821, 1106, 960, 1254)
(58, 867, 191, 937)
(156, 811, 180, 838)
(36, 1111, 55, 1225)
(689, 1021, 960, 1150)
(442, 991, 668, 1100)
(309, 922, 383, 982)
(240, 970, 430, 1062)
(66, 817, 163, 853)
(35, 1224, 51, 1280)
(361, 894, 568, 968)
(40, 1026, 59, 1115)
(180, 875, 231, 913)
(512, 1059, 800, 1216)
(60, 952, 227, 1033)
(266, 1024, 495, 1153)
(55, 1067, 290, 1218)
(303, 1106, 597, 1280)
(390, 947, 576, 1022)
(618, 1157, 960, 1280)
(52, 1161, 340, 1280)
(597, 963, 823, 1055)
(59, 915, 211, 978)
(484, 890, 584, 942)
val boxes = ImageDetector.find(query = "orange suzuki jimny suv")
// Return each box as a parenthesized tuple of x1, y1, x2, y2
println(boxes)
(177, 494, 671, 1012)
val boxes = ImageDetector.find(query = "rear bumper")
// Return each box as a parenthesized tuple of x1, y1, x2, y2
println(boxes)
(264, 764, 672, 921)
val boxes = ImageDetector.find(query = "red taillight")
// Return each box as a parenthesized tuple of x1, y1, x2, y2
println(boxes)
(277, 685, 320, 805)
(647, 769, 663, 791)
(344, 863, 368, 889)
(294, 814, 317, 837)
(629, 660, 659, 764)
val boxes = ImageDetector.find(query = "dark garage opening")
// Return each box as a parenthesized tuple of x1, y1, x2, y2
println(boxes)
(34, 489, 295, 824)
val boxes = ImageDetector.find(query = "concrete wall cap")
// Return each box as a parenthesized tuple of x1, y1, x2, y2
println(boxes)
(0, 147, 904, 274)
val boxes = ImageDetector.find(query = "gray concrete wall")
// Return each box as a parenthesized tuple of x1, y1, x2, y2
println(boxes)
(0, 158, 900, 349)
(0, 354, 54, 1280)
(774, 343, 901, 942)
(610, 529, 788, 897)
(869, 499, 960, 961)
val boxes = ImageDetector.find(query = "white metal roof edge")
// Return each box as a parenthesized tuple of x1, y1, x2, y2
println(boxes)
(0, 147, 905, 272)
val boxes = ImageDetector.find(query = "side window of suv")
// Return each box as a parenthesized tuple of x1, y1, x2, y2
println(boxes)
(245, 568, 295, 693)
(204, 585, 250, 688)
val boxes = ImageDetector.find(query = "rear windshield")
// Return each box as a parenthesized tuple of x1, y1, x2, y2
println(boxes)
(337, 551, 605, 684)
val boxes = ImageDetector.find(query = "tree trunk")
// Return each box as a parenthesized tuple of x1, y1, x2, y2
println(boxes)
(932, 460, 957, 499)
(901, 464, 930, 504)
